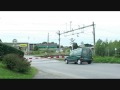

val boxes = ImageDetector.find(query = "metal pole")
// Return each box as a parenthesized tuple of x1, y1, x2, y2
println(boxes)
(47, 33, 49, 56)
(58, 31, 60, 53)
(93, 22, 95, 55)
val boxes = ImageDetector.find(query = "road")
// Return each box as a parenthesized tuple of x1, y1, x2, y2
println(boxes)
(24, 55, 120, 79)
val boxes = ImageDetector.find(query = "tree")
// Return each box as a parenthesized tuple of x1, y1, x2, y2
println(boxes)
(57, 45, 59, 48)
(95, 39, 120, 57)
(73, 42, 78, 50)
(68, 46, 72, 49)
(18, 46, 22, 50)
(95, 39, 104, 56)
(0, 39, 2, 43)
(51, 42, 54, 44)
(42, 42, 47, 44)
(34, 45, 39, 51)
(84, 43, 93, 47)
(61, 45, 63, 48)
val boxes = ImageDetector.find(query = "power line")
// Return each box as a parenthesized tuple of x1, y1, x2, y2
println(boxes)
(57, 22, 96, 55)
(60, 23, 93, 35)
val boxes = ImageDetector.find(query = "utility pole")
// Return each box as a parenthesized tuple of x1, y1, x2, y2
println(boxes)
(57, 30, 61, 54)
(58, 31, 60, 53)
(93, 22, 95, 55)
(47, 33, 49, 45)
(70, 21, 75, 49)
(47, 33, 49, 56)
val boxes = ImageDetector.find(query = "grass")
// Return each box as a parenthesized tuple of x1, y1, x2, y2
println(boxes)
(55, 56, 120, 64)
(93, 56, 120, 63)
(55, 58, 64, 61)
(30, 48, 70, 57)
(0, 62, 38, 79)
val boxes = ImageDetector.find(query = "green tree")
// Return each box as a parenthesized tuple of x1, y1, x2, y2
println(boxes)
(84, 43, 93, 47)
(57, 45, 59, 48)
(95, 39, 120, 57)
(69, 46, 72, 49)
(51, 42, 54, 44)
(73, 42, 78, 50)
(0, 39, 2, 43)
(42, 42, 47, 44)
(34, 45, 39, 51)
(61, 45, 63, 48)
(95, 39, 103, 56)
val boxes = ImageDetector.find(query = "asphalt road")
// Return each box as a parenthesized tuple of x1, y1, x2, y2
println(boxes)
(24, 55, 120, 79)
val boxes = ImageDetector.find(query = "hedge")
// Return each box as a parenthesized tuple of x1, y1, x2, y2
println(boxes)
(0, 43, 24, 59)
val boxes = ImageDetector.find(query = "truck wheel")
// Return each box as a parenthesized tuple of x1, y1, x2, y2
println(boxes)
(77, 60, 82, 64)
(65, 59, 69, 64)
(74, 62, 77, 64)
(88, 61, 92, 64)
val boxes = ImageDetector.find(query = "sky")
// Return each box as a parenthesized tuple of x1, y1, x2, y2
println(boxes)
(0, 11, 120, 46)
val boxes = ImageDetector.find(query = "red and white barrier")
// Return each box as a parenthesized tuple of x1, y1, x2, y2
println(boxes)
(47, 55, 68, 59)
(25, 57, 41, 60)
(24, 55, 68, 60)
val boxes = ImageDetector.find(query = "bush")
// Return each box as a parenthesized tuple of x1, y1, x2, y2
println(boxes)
(2, 53, 31, 73)
(0, 43, 24, 59)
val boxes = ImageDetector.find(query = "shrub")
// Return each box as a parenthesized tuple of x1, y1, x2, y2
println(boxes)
(0, 43, 24, 60)
(2, 53, 31, 73)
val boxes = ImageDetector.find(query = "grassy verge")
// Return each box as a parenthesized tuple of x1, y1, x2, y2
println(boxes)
(55, 58, 64, 61)
(55, 56, 120, 64)
(0, 62, 38, 79)
(93, 56, 120, 63)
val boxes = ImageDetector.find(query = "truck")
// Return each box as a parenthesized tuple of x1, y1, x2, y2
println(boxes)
(64, 47, 93, 64)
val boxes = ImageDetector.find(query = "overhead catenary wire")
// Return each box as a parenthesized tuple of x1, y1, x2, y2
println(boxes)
(57, 22, 96, 55)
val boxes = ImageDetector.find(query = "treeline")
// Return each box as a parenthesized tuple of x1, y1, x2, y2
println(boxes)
(95, 39, 120, 57)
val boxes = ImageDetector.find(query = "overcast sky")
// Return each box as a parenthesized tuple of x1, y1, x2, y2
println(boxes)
(0, 11, 120, 46)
